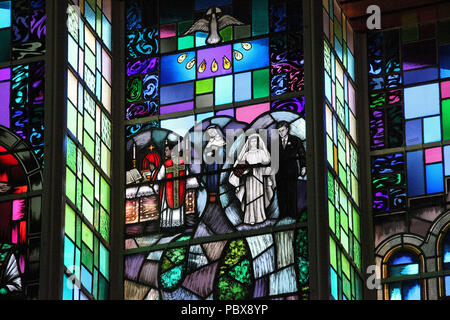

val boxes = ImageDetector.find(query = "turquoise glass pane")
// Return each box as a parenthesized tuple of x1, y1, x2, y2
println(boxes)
(85, 3, 96, 31)
(234, 72, 251, 102)
(330, 267, 338, 299)
(215, 75, 233, 105)
(389, 264, 419, 277)
(64, 236, 75, 269)
(389, 283, 402, 300)
(252, 0, 268, 36)
(102, 15, 112, 50)
(62, 274, 73, 300)
(0, 1, 11, 28)
(423, 116, 441, 143)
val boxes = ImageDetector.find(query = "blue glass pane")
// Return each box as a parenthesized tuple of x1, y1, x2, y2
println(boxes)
(423, 116, 441, 143)
(68, 35, 78, 70)
(403, 281, 421, 300)
(195, 32, 207, 47)
(407, 150, 425, 196)
(404, 67, 438, 85)
(81, 266, 93, 293)
(347, 48, 355, 81)
(102, 15, 112, 50)
(234, 72, 251, 102)
(445, 276, 450, 296)
(440, 44, 450, 79)
(390, 253, 416, 265)
(161, 115, 195, 137)
(84, 3, 96, 31)
(444, 146, 450, 176)
(390, 264, 419, 277)
(390, 283, 402, 300)
(426, 163, 444, 194)
(233, 38, 269, 73)
(404, 83, 440, 119)
(161, 51, 196, 85)
(160, 82, 194, 105)
(334, 37, 343, 62)
(405, 119, 423, 146)
(0, 1, 11, 29)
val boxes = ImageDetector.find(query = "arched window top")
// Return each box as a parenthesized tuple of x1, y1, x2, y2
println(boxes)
(443, 231, 450, 266)
(387, 250, 420, 277)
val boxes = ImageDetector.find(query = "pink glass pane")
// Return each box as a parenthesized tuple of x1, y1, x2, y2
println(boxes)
(160, 24, 176, 38)
(236, 103, 270, 123)
(425, 147, 442, 164)
(442, 81, 450, 99)
(12, 199, 25, 221)
(0, 81, 10, 128)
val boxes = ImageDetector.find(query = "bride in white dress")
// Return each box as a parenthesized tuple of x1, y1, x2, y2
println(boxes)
(229, 133, 275, 225)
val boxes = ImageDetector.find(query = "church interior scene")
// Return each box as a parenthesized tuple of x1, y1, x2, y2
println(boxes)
(0, 0, 449, 301)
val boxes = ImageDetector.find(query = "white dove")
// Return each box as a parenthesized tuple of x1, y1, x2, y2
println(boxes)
(183, 7, 244, 45)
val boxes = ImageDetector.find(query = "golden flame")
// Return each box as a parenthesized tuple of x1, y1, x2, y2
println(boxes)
(223, 56, 231, 70)
(234, 50, 243, 61)
(177, 53, 187, 63)
(186, 58, 196, 70)
(241, 42, 252, 51)
(211, 59, 218, 73)
(198, 60, 206, 73)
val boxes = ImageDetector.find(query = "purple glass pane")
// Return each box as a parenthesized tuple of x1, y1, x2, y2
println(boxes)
(0, 81, 10, 128)
(160, 101, 193, 115)
(0, 68, 10, 81)
(197, 45, 232, 79)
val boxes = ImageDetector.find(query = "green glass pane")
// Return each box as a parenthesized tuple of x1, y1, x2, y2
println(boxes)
(341, 253, 350, 278)
(66, 137, 77, 172)
(0, 29, 11, 62)
(84, 131, 95, 159)
(76, 178, 82, 210)
(329, 237, 337, 269)
(82, 197, 94, 224)
(94, 201, 100, 231)
(76, 216, 82, 248)
(353, 207, 360, 240)
(334, 19, 342, 43)
(83, 177, 94, 204)
(95, 170, 100, 201)
(66, 168, 77, 204)
(67, 101, 78, 136)
(81, 243, 94, 271)
(75, 247, 81, 279)
(178, 36, 194, 50)
(252, 0, 268, 36)
(338, 163, 347, 187)
(82, 222, 93, 250)
(328, 201, 335, 233)
(84, 113, 96, 139)
(98, 273, 108, 300)
(96, 7, 102, 36)
(99, 209, 110, 243)
(340, 228, 349, 253)
(85, 47, 96, 73)
(83, 156, 94, 183)
(65, 204, 76, 241)
(442, 100, 450, 140)
(100, 177, 110, 213)
(252, 69, 269, 99)
(342, 275, 351, 299)
(196, 78, 214, 95)
(101, 142, 110, 177)
(234, 25, 250, 40)
(219, 26, 233, 42)
(336, 81, 344, 105)
(99, 242, 109, 280)
(93, 268, 99, 299)
(94, 237, 99, 268)
(341, 210, 348, 233)
(77, 113, 83, 142)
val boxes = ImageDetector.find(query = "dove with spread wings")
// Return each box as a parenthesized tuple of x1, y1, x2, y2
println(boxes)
(183, 7, 244, 45)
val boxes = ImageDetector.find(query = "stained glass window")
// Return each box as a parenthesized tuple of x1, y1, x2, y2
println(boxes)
(0, 0, 45, 300)
(384, 250, 422, 300)
(124, 0, 309, 300)
(63, 0, 112, 300)
(439, 228, 450, 297)
(323, 0, 362, 300)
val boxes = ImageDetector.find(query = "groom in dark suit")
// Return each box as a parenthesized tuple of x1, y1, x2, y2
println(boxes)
(275, 121, 306, 220)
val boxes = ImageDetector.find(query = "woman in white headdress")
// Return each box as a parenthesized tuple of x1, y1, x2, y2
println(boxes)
(228, 133, 275, 225)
